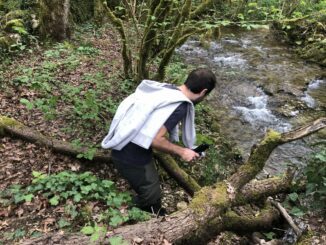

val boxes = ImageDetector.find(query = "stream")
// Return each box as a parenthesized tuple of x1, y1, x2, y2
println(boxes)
(177, 27, 326, 176)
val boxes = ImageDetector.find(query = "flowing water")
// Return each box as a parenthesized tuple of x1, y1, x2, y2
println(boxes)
(177, 27, 326, 176)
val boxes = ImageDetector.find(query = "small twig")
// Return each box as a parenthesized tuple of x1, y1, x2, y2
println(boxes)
(48, 161, 51, 175)
(269, 198, 302, 237)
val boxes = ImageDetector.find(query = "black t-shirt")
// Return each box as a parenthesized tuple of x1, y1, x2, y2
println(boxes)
(111, 102, 188, 165)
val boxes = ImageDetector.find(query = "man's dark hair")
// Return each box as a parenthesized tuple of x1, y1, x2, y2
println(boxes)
(184, 68, 216, 94)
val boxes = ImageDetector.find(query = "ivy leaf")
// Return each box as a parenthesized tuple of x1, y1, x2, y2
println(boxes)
(73, 193, 82, 202)
(58, 218, 71, 229)
(81, 226, 94, 235)
(288, 192, 299, 202)
(109, 215, 124, 227)
(49, 195, 60, 206)
(263, 232, 276, 240)
(20, 98, 34, 110)
(290, 207, 305, 217)
(108, 236, 128, 245)
(23, 194, 34, 202)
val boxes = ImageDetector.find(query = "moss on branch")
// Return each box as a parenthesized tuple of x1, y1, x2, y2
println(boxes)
(103, 1, 132, 78)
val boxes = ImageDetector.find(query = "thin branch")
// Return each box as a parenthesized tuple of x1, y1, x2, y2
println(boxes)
(270, 199, 303, 237)
(103, 1, 132, 78)
(154, 152, 201, 196)
(227, 118, 325, 190)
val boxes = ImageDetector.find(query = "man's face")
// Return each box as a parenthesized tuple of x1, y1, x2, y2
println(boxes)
(192, 89, 208, 105)
(192, 95, 205, 105)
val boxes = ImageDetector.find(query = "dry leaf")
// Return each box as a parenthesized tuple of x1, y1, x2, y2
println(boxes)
(16, 208, 24, 218)
(43, 217, 56, 233)
(163, 239, 172, 245)
(133, 237, 143, 244)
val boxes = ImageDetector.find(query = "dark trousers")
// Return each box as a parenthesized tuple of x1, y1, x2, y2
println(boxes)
(112, 159, 162, 209)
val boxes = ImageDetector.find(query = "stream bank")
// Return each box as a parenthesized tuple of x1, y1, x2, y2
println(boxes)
(177, 26, 325, 176)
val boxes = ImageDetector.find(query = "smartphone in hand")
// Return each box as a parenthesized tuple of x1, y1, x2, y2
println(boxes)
(193, 143, 210, 156)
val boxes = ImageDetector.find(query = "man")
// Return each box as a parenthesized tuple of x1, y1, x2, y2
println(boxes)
(102, 68, 216, 215)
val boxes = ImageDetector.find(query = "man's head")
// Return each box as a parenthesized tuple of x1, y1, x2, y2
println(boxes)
(183, 68, 217, 104)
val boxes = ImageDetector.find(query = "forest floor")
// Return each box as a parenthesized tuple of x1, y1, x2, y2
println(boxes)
(0, 23, 325, 244)
(0, 24, 197, 243)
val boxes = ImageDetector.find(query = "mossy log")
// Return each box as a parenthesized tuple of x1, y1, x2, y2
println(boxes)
(223, 203, 280, 232)
(20, 118, 326, 244)
(154, 151, 201, 196)
(0, 115, 110, 163)
(0, 115, 200, 196)
(22, 173, 296, 245)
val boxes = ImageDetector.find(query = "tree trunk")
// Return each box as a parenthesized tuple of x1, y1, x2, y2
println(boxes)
(39, 0, 71, 41)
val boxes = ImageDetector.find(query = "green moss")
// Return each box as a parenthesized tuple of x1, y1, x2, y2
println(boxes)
(155, 152, 201, 193)
(0, 116, 21, 135)
(190, 183, 228, 216)
(297, 231, 315, 245)
(4, 18, 24, 32)
(0, 36, 10, 49)
(261, 130, 281, 145)
(5, 9, 25, 20)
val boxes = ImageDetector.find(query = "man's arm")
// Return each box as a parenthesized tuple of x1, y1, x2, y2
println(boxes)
(152, 126, 199, 162)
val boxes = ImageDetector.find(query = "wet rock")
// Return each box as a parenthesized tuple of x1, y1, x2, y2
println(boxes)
(275, 103, 301, 118)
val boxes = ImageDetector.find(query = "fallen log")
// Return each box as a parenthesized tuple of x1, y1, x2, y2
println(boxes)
(92, 118, 326, 243)
(4, 115, 325, 244)
(0, 115, 201, 196)
(223, 203, 280, 232)
(22, 175, 297, 245)
(227, 117, 326, 191)
(0, 115, 111, 163)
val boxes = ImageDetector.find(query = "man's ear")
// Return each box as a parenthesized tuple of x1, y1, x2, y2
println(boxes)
(200, 88, 208, 97)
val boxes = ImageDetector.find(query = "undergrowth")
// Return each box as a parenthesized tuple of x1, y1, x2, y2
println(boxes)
(0, 171, 150, 242)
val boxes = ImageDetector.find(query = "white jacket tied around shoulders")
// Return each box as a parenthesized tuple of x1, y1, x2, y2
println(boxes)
(101, 80, 196, 150)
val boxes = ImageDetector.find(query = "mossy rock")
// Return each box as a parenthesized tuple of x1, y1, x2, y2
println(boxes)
(4, 18, 24, 33)
(301, 42, 326, 66)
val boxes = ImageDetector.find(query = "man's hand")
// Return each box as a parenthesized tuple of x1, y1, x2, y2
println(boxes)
(151, 126, 199, 162)
(180, 148, 200, 162)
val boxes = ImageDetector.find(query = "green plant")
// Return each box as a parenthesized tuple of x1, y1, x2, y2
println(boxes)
(108, 236, 129, 245)
(58, 218, 71, 229)
(19, 97, 58, 120)
(76, 45, 100, 56)
(73, 89, 101, 120)
(71, 139, 98, 160)
(4, 171, 150, 230)
(164, 60, 191, 85)
(3, 228, 26, 241)
(81, 224, 107, 242)
(304, 148, 326, 210)
(263, 231, 276, 240)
